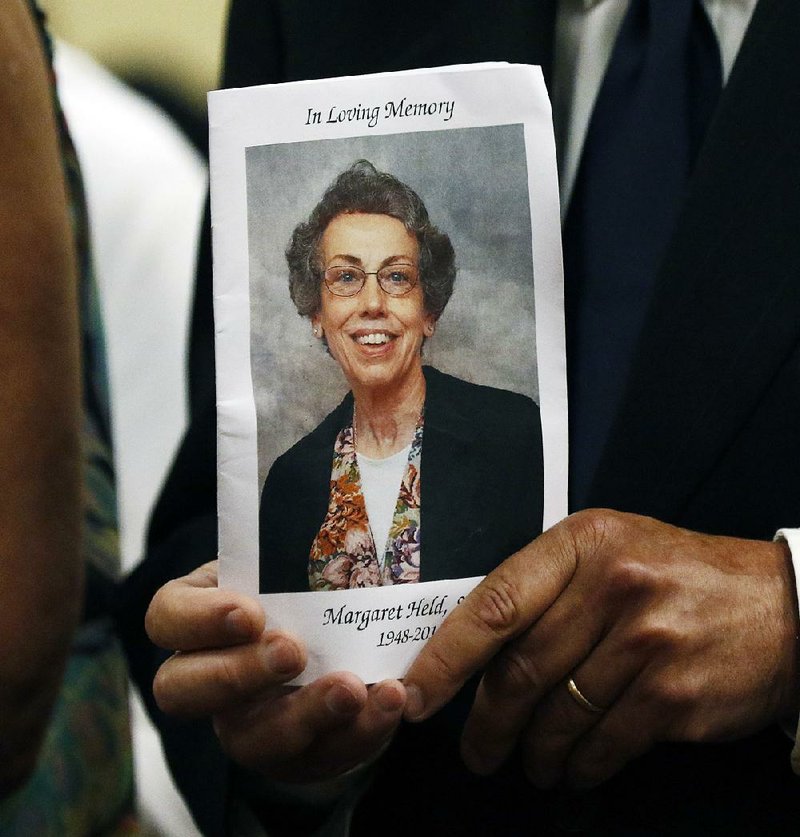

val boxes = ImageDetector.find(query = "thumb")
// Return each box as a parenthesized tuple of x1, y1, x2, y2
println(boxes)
(403, 516, 584, 721)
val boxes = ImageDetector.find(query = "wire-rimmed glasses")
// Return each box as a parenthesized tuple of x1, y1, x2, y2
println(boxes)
(323, 263, 419, 297)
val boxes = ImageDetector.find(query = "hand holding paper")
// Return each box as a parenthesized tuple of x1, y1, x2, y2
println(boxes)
(403, 510, 800, 788)
(146, 562, 406, 782)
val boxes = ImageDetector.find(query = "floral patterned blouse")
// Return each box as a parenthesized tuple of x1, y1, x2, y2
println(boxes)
(308, 413, 424, 590)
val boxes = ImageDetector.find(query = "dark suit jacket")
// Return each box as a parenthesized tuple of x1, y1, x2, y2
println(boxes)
(118, 1, 800, 834)
(259, 366, 543, 593)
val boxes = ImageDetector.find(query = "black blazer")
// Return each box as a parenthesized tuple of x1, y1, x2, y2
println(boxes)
(259, 366, 543, 593)
(119, 2, 800, 834)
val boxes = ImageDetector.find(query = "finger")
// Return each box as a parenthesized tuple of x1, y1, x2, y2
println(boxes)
(153, 629, 305, 716)
(215, 675, 405, 781)
(404, 519, 583, 721)
(215, 671, 367, 765)
(146, 561, 265, 651)
(559, 679, 664, 789)
(521, 631, 643, 788)
(304, 679, 407, 779)
(459, 581, 605, 775)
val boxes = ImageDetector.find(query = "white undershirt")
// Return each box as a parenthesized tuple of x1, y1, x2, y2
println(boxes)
(357, 445, 412, 557)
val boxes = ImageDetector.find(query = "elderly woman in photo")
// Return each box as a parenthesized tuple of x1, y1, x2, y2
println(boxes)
(259, 160, 543, 593)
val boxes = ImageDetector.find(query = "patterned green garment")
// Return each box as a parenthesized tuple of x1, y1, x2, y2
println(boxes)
(0, 7, 137, 835)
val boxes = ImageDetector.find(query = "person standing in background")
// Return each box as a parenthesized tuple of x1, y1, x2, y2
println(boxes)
(0, 3, 136, 832)
(127, 1, 800, 834)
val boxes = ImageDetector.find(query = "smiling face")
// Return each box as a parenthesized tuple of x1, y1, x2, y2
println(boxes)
(312, 213, 435, 398)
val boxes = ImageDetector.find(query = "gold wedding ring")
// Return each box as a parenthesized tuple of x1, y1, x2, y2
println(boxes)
(566, 677, 605, 714)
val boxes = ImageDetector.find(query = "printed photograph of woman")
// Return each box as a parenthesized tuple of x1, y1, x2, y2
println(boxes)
(259, 160, 543, 593)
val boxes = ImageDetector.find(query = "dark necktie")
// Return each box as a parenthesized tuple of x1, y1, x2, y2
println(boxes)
(563, 0, 723, 509)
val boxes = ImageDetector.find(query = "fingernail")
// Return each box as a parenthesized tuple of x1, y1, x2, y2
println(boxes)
(326, 683, 361, 717)
(225, 608, 255, 641)
(264, 639, 301, 677)
(404, 685, 425, 721)
(373, 682, 404, 713)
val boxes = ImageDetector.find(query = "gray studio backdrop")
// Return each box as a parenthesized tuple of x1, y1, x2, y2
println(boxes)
(246, 124, 538, 488)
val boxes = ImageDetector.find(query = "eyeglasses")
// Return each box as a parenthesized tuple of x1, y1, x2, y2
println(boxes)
(323, 263, 419, 297)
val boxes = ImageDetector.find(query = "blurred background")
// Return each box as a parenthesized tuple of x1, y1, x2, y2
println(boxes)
(40, 0, 230, 154)
(39, 3, 231, 834)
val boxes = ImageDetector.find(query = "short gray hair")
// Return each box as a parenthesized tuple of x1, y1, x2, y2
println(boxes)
(286, 160, 456, 318)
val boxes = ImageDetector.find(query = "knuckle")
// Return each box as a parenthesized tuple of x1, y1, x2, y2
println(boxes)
(420, 639, 465, 686)
(569, 508, 625, 552)
(216, 649, 254, 699)
(560, 509, 632, 584)
(679, 716, 714, 742)
(472, 571, 525, 635)
(627, 615, 684, 657)
(605, 558, 658, 600)
(678, 706, 724, 742)
(669, 675, 702, 712)
(639, 670, 696, 715)
(490, 646, 545, 697)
